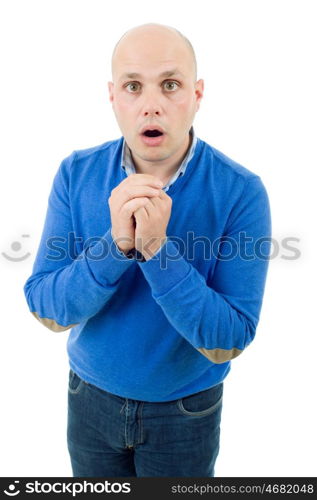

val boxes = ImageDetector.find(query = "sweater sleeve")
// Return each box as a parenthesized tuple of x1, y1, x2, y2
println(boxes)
(23, 152, 135, 332)
(138, 175, 271, 364)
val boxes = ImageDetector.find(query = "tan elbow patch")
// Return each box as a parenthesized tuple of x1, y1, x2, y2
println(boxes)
(197, 346, 243, 364)
(31, 311, 78, 332)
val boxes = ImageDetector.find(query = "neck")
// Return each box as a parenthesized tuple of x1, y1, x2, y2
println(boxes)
(131, 132, 192, 184)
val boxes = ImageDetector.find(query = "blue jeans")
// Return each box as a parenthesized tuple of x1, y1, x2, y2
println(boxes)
(67, 369, 223, 477)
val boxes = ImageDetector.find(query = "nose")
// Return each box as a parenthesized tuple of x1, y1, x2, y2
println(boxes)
(141, 91, 163, 117)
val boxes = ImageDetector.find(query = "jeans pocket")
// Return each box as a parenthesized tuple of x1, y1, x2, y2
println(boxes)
(68, 369, 85, 395)
(177, 382, 223, 417)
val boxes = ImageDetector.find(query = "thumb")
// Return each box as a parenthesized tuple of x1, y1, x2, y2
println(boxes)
(134, 206, 147, 222)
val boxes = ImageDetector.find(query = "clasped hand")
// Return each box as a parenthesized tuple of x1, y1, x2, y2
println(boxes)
(108, 174, 172, 260)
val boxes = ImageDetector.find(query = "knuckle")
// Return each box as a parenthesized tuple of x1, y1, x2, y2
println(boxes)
(126, 174, 137, 185)
(121, 204, 130, 216)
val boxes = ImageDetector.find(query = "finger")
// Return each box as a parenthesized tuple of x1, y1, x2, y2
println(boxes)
(158, 189, 172, 209)
(149, 189, 169, 206)
(158, 189, 170, 200)
(124, 185, 162, 200)
(134, 205, 148, 222)
(115, 185, 161, 211)
(120, 197, 151, 218)
(123, 173, 163, 189)
(142, 195, 160, 216)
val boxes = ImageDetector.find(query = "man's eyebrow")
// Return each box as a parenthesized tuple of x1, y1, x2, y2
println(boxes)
(120, 69, 184, 80)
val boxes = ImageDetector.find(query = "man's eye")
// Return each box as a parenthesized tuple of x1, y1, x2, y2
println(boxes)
(163, 81, 179, 91)
(126, 82, 140, 92)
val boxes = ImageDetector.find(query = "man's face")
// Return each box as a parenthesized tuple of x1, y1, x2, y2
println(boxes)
(108, 28, 204, 164)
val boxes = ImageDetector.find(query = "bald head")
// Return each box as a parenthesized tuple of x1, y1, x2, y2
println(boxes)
(111, 23, 197, 82)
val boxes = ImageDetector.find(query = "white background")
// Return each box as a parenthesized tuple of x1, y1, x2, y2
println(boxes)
(0, 0, 316, 477)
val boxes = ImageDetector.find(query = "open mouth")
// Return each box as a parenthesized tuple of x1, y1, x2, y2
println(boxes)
(143, 130, 164, 137)
(141, 128, 165, 146)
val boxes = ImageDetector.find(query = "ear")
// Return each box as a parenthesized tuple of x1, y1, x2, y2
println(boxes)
(108, 81, 114, 103)
(194, 79, 204, 112)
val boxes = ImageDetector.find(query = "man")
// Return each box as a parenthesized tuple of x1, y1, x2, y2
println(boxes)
(23, 23, 271, 477)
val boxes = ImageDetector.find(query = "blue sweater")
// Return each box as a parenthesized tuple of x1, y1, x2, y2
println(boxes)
(23, 134, 271, 402)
